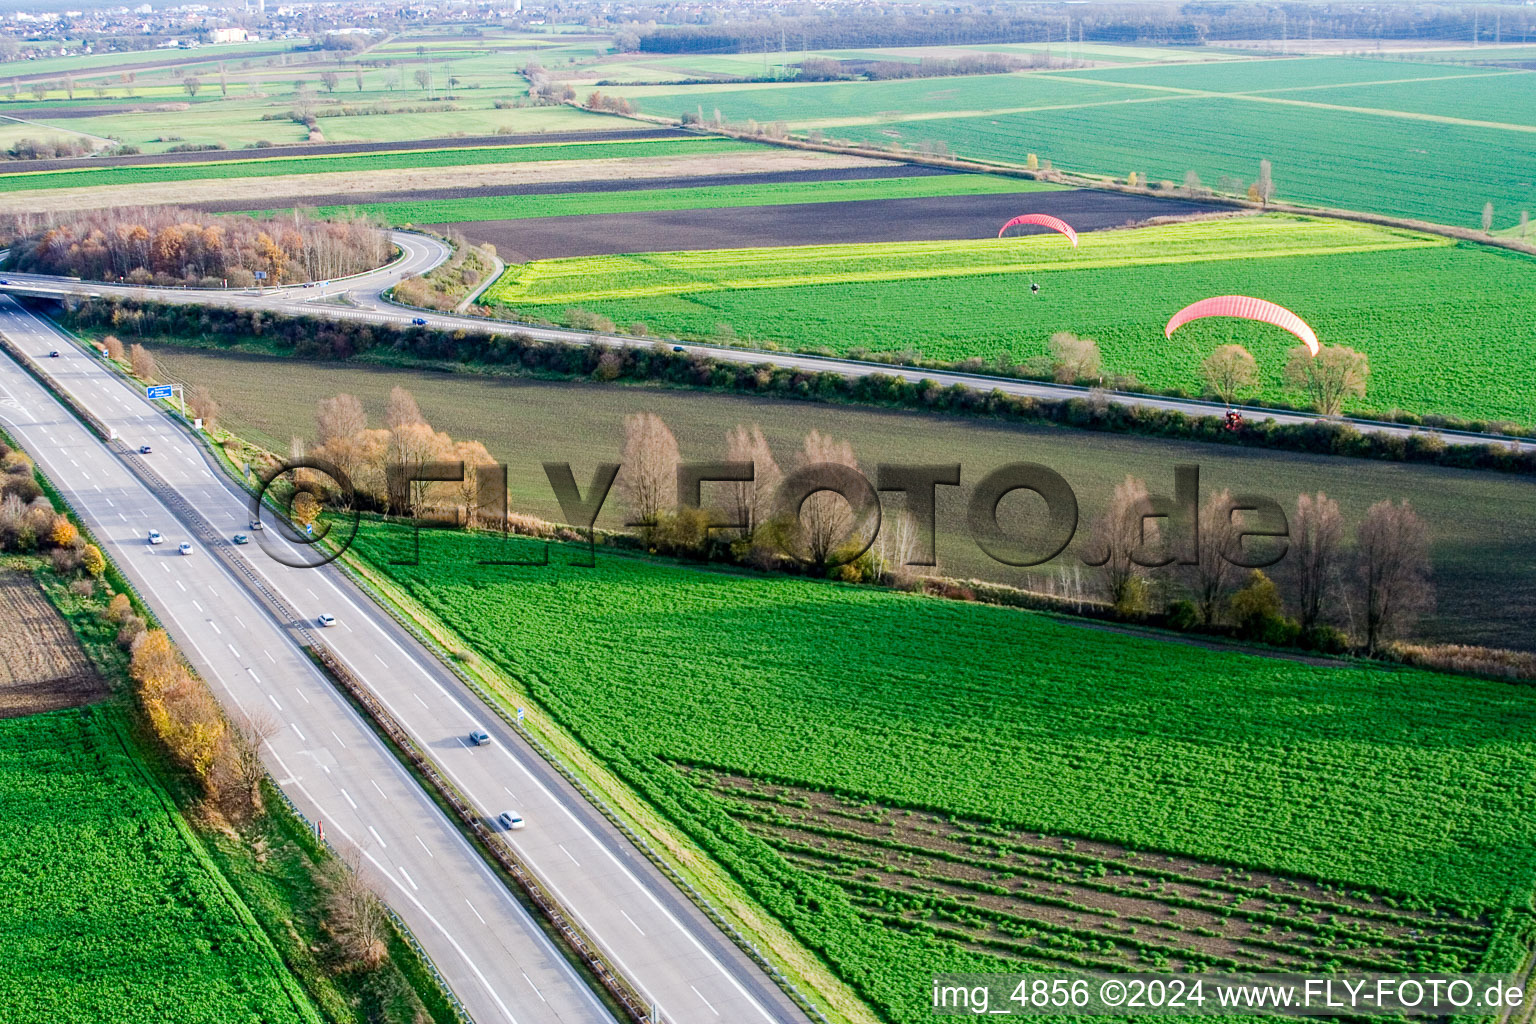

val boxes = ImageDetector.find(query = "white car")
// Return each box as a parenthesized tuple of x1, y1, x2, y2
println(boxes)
(178, 542, 193, 556)
(147, 530, 164, 545)
(496, 811, 525, 831)
(317, 613, 337, 627)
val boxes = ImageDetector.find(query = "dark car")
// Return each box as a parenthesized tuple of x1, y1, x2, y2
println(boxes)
(48, 350, 59, 358)
(672, 345, 685, 352)
(138, 445, 152, 454)
(411, 317, 428, 326)
(232, 533, 250, 545)
(0, 279, 9, 285)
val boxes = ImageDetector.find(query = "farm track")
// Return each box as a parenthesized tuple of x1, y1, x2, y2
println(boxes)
(697, 773, 1494, 975)
(454, 189, 1227, 261)
(0, 569, 107, 718)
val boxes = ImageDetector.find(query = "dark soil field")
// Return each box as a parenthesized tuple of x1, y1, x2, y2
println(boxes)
(0, 571, 107, 718)
(199, 163, 949, 214)
(444, 189, 1229, 261)
(148, 344, 1536, 651)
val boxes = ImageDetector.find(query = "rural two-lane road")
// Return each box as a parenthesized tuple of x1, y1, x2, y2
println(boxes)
(0, 292, 812, 1024)
(2, 229, 1526, 453)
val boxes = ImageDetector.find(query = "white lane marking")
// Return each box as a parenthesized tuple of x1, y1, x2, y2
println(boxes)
(369, 779, 389, 801)
(375, 654, 388, 666)
(466, 899, 486, 925)
(118, 513, 125, 521)
(619, 908, 646, 936)
(368, 825, 387, 849)
(264, 650, 276, 664)
(340, 788, 357, 809)
(234, 616, 247, 629)
(329, 729, 345, 748)
(415, 834, 435, 859)
(295, 688, 310, 705)
(291, 723, 306, 741)
(557, 843, 580, 867)
(105, 498, 113, 507)
(398, 866, 418, 891)
(520, 970, 546, 1003)
(192, 600, 203, 612)
(691, 984, 720, 1016)
(267, 693, 282, 711)
(207, 618, 219, 634)
(412, 692, 428, 708)
(226, 642, 240, 658)
(503, 786, 516, 799)
(207, 586, 218, 597)
(174, 579, 186, 592)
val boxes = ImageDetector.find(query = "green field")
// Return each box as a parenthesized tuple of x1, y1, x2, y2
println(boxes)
(611, 57, 1536, 227)
(350, 521, 1536, 1022)
(0, 705, 322, 1023)
(276, 173, 1062, 224)
(483, 214, 1536, 426)
(0, 136, 756, 191)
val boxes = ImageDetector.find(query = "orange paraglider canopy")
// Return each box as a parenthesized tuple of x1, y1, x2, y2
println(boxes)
(997, 213, 1078, 247)
(1165, 296, 1320, 356)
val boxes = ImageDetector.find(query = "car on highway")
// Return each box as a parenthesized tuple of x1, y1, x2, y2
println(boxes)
(468, 729, 492, 746)
(48, 350, 59, 358)
(147, 529, 163, 545)
(411, 317, 428, 326)
(318, 613, 337, 628)
(138, 445, 152, 454)
(178, 542, 193, 556)
(672, 345, 685, 352)
(496, 811, 525, 831)
(232, 533, 249, 545)
(249, 519, 263, 531)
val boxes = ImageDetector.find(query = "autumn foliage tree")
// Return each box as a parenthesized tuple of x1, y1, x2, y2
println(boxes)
(4, 207, 388, 286)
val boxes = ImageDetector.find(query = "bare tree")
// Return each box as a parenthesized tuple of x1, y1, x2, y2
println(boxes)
(1285, 344, 1368, 416)
(322, 847, 388, 969)
(1185, 488, 1238, 625)
(187, 385, 219, 425)
(1482, 201, 1495, 233)
(1082, 475, 1156, 612)
(354, 68, 364, 92)
(384, 385, 424, 432)
(413, 68, 432, 93)
(128, 343, 156, 381)
(1199, 344, 1259, 405)
(387, 422, 452, 516)
(232, 709, 278, 808)
(790, 430, 862, 567)
(452, 439, 495, 525)
(1182, 169, 1203, 195)
(320, 71, 340, 92)
(1354, 499, 1433, 654)
(618, 412, 679, 535)
(1257, 158, 1275, 205)
(316, 393, 367, 444)
(63, 73, 74, 99)
(1287, 491, 1344, 631)
(724, 423, 781, 537)
(102, 334, 125, 361)
(183, 76, 201, 97)
(1049, 332, 1102, 384)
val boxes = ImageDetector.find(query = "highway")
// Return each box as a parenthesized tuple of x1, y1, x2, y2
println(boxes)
(1, 229, 1528, 453)
(0, 293, 812, 1024)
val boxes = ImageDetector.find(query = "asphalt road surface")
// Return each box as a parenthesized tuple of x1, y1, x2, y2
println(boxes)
(1, 229, 1524, 453)
(0, 293, 812, 1024)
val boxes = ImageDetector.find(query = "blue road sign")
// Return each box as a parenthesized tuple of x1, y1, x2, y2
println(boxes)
(253, 271, 268, 280)
(146, 385, 173, 399)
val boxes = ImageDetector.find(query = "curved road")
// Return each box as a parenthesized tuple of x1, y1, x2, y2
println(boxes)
(3, 229, 1528, 453)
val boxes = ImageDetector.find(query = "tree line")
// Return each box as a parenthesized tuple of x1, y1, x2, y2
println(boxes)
(2, 208, 390, 288)
(633, 4, 1536, 53)
(58, 298, 1536, 475)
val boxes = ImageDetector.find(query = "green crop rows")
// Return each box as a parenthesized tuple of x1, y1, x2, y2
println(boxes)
(269, 173, 1062, 225)
(485, 214, 1536, 426)
(0, 706, 321, 1024)
(0, 137, 756, 192)
(351, 522, 1536, 1023)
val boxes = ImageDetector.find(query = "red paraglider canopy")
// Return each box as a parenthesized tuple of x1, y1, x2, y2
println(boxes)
(997, 213, 1078, 247)
(1164, 296, 1320, 356)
